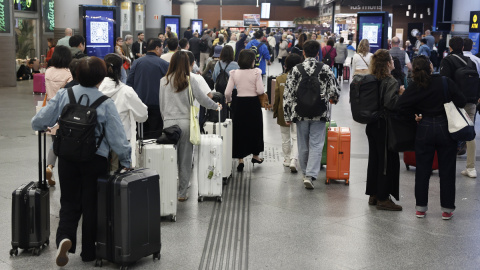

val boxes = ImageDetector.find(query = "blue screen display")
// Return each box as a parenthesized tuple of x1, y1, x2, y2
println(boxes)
(164, 17, 180, 38)
(358, 16, 383, 54)
(85, 10, 115, 59)
(191, 20, 203, 35)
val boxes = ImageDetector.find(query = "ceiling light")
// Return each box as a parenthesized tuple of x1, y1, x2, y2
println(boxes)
(406, 11, 409, 16)
(413, 13, 416, 18)
(420, 13, 423, 19)
(408, 5, 411, 10)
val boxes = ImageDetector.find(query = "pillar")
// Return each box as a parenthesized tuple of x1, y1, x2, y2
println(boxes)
(451, 0, 480, 35)
(145, 0, 172, 39)
(180, 1, 198, 38)
(54, 0, 103, 40)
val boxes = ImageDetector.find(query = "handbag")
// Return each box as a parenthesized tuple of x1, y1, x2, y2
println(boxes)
(188, 77, 201, 145)
(441, 76, 476, 141)
(123, 60, 130, 70)
(387, 112, 417, 152)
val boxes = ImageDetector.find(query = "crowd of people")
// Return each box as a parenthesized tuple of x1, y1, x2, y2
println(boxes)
(25, 23, 480, 267)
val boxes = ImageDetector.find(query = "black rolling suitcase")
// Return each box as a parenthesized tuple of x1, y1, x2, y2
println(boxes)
(96, 169, 161, 269)
(11, 132, 50, 256)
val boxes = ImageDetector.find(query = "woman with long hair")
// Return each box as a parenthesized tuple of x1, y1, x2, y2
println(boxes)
(365, 49, 404, 211)
(99, 53, 148, 171)
(225, 49, 265, 171)
(322, 38, 337, 67)
(115, 37, 130, 83)
(396, 55, 466, 219)
(46, 38, 56, 65)
(160, 51, 220, 201)
(352, 39, 373, 75)
(291, 33, 307, 59)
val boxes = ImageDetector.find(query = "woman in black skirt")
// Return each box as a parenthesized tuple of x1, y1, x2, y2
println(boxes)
(225, 49, 265, 171)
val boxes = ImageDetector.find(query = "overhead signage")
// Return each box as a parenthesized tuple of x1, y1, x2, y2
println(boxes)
(135, 4, 144, 31)
(42, 0, 54, 32)
(14, 0, 36, 11)
(243, 14, 260, 27)
(221, 20, 244, 27)
(0, 0, 11, 33)
(470, 11, 480, 33)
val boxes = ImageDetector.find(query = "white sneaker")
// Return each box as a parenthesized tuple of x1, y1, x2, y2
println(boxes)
(289, 159, 297, 173)
(283, 158, 290, 167)
(56, 238, 72, 267)
(461, 168, 477, 178)
(303, 176, 314, 189)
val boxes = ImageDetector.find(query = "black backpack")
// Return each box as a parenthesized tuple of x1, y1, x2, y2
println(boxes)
(250, 43, 265, 68)
(199, 92, 228, 131)
(349, 74, 383, 124)
(295, 63, 327, 118)
(199, 38, 209, 52)
(322, 46, 333, 66)
(203, 70, 215, 90)
(53, 88, 109, 162)
(215, 62, 230, 94)
(451, 54, 480, 101)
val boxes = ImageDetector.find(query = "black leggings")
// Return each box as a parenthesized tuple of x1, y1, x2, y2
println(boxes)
(334, 63, 344, 78)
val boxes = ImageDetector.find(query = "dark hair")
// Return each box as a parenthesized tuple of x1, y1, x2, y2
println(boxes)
(285, 54, 303, 73)
(449, 36, 464, 52)
(47, 38, 57, 47)
(68, 59, 80, 79)
(76, 57, 107, 87)
(340, 37, 344, 43)
(412, 55, 432, 89)
(327, 38, 335, 47)
(254, 30, 264, 39)
(303, 40, 320, 58)
(370, 49, 392, 80)
(179, 38, 189, 49)
(167, 38, 179, 51)
(69, 35, 85, 47)
(28, 59, 35, 65)
(464, 38, 473, 51)
(297, 33, 307, 49)
(220, 46, 234, 63)
(158, 32, 164, 37)
(420, 38, 427, 44)
(186, 51, 195, 66)
(116, 37, 123, 43)
(49, 45, 72, 69)
(165, 51, 190, 92)
(391, 57, 405, 85)
(218, 36, 224, 44)
(147, 38, 163, 51)
(238, 49, 255, 69)
(137, 32, 143, 36)
(104, 53, 123, 87)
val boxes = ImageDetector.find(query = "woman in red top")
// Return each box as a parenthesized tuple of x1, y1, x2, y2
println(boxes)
(321, 38, 337, 67)
(45, 38, 56, 66)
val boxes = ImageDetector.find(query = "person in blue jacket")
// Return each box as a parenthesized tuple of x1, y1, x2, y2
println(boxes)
(245, 30, 271, 76)
(127, 38, 169, 139)
(32, 56, 132, 267)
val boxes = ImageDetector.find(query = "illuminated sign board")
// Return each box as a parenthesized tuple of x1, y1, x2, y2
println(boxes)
(42, 0, 54, 32)
(0, 0, 11, 33)
(14, 0, 36, 12)
(470, 11, 480, 33)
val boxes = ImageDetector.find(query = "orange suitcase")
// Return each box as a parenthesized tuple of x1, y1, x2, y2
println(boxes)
(326, 127, 351, 185)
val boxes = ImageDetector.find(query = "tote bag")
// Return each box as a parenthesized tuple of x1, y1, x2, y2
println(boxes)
(442, 77, 476, 141)
(189, 77, 201, 145)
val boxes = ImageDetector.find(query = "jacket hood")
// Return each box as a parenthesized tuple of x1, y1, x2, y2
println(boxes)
(98, 78, 122, 97)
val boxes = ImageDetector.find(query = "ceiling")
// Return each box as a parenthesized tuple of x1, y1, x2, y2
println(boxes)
(172, 0, 434, 6)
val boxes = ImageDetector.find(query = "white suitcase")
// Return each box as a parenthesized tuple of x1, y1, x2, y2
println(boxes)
(203, 119, 233, 184)
(136, 125, 178, 222)
(197, 111, 223, 202)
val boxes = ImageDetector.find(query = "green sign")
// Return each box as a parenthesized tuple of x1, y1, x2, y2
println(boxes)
(0, 0, 11, 33)
(43, 0, 53, 32)
(14, 0, 36, 12)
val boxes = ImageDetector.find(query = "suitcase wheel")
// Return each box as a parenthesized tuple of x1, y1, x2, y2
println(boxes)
(95, 259, 103, 267)
(345, 180, 349, 186)
(31, 247, 40, 256)
(9, 248, 18, 256)
(171, 215, 177, 222)
(325, 179, 330, 185)
(198, 196, 204, 202)
(217, 196, 222, 203)
(44, 239, 50, 247)
(153, 252, 161, 261)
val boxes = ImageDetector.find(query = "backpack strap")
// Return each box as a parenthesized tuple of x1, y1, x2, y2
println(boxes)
(451, 54, 468, 66)
(312, 63, 323, 77)
(297, 64, 308, 78)
(90, 95, 109, 109)
(67, 88, 76, 104)
(224, 61, 230, 70)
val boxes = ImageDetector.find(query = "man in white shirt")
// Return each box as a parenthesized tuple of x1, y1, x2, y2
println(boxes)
(57, 28, 73, 48)
(463, 38, 480, 74)
(160, 38, 179, 63)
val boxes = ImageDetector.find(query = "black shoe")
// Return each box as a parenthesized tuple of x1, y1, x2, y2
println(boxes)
(237, 163, 244, 172)
(251, 158, 264, 166)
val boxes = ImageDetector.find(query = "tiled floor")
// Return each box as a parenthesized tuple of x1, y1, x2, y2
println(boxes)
(1, 60, 480, 269)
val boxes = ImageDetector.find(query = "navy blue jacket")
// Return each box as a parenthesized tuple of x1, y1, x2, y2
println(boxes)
(126, 52, 169, 107)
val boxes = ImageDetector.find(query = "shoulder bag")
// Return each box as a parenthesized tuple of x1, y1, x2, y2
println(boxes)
(188, 77, 201, 145)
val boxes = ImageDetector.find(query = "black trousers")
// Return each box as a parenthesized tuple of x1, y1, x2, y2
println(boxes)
(56, 155, 107, 261)
(415, 116, 457, 211)
(143, 105, 163, 140)
(365, 119, 400, 201)
(334, 63, 344, 78)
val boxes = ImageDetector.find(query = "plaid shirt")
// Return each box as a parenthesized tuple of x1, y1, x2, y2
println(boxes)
(283, 58, 340, 122)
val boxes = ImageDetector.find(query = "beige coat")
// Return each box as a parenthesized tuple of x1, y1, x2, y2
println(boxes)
(45, 67, 72, 101)
(273, 73, 288, 126)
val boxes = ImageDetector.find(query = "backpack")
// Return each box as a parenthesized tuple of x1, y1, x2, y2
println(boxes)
(53, 88, 109, 162)
(250, 43, 265, 68)
(199, 38, 209, 52)
(203, 70, 215, 90)
(286, 41, 293, 53)
(199, 92, 228, 130)
(214, 62, 230, 94)
(322, 46, 333, 66)
(349, 74, 383, 124)
(295, 63, 327, 118)
(450, 54, 480, 102)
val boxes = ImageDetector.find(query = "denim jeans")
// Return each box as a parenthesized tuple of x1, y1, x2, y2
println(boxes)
(296, 120, 326, 178)
(415, 116, 457, 213)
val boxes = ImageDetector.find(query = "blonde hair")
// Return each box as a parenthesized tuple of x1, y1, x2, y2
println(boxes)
(357, 39, 370, 57)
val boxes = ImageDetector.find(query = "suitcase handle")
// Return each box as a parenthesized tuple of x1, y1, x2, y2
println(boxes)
(38, 131, 47, 190)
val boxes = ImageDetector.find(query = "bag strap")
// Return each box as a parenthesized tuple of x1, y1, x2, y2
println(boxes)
(326, 46, 333, 56)
(188, 76, 194, 106)
(67, 88, 76, 104)
(90, 95, 109, 109)
(451, 54, 468, 66)
(297, 64, 308, 78)
(312, 63, 323, 77)
(358, 53, 369, 67)
(441, 76, 450, 103)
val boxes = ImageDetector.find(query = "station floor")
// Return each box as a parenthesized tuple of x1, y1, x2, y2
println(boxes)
(1, 60, 480, 270)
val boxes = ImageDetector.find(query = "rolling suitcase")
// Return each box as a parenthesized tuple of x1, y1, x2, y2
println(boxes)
(404, 151, 439, 171)
(33, 73, 46, 94)
(270, 79, 276, 109)
(11, 132, 50, 256)
(343, 66, 350, 82)
(197, 111, 223, 202)
(96, 169, 161, 268)
(321, 120, 337, 166)
(136, 124, 178, 222)
(326, 127, 351, 185)
(203, 119, 233, 185)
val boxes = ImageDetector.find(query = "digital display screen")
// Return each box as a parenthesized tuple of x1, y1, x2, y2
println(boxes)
(261, 3, 270, 19)
(14, 0, 37, 11)
(358, 16, 383, 53)
(191, 19, 203, 35)
(85, 10, 115, 59)
(164, 17, 180, 38)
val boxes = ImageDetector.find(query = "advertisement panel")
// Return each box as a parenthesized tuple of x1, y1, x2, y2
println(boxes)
(243, 14, 260, 27)
(85, 9, 115, 59)
(135, 4, 144, 31)
(191, 19, 203, 35)
(469, 32, 479, 55)
(470, 11, 480, 33)
(42, 0, 54, 32)
(120, 2, 131, 32)
(357, 12, 388, 53)
(0, 0, 11, 34)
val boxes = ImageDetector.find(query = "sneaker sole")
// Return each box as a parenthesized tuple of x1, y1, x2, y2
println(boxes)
(290, 166, 297, 173)
(303, 180, 314, 189)
(442, 215, 453, 220)
(56, 239, 72, 267)
(416, 214, 426, 218)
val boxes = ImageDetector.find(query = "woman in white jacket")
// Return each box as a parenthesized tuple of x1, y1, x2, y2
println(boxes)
(99, 53, 148, 170)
